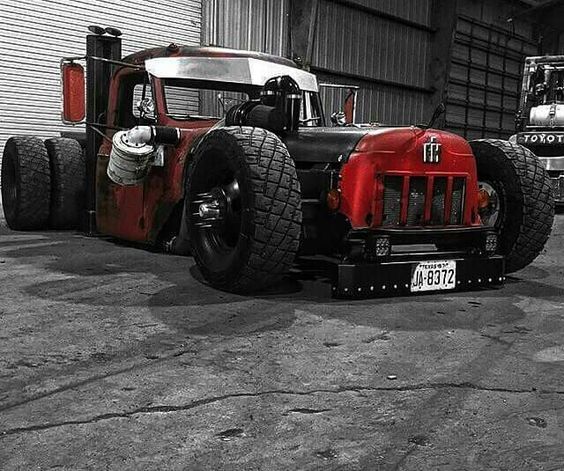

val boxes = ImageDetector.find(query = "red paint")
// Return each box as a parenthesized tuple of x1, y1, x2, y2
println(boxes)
(94, 47, 482, 244)
(343, 89, 355, 124)
(61, 63, 85, 122)
(338, 127, 480, 229)
(96, 70, 217, 243)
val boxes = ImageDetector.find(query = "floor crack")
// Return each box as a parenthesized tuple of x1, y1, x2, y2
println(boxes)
(1, 383, 562, 438)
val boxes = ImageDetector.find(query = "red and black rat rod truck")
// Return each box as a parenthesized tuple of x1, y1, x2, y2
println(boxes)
(0, 27, 555, 298)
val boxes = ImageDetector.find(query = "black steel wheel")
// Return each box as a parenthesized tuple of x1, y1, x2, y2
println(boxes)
(44, 137, 86, 229)
(1, 136, 51, 230)
(470, 139, 554, 273)
(185, 126, 302, 293)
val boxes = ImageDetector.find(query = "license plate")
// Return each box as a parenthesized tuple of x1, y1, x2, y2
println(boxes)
(517, 133, 564, 145)
(411, 260, 456, 292)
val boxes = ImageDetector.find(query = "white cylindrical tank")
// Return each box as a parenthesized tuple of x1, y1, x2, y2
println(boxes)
(107, 129, 156, 186)
(529, 104, 564, 127)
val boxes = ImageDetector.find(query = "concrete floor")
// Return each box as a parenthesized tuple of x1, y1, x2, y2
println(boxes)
(1, 215, 564, 470)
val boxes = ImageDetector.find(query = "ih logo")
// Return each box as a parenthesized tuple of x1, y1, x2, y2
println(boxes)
(423, 136, 441, 163)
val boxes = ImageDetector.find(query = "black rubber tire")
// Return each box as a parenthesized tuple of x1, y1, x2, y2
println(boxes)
(1, 136, 51, 230)
(44, 138, 86, 229)
(185, 126, 302, 293)
(470, 139, 554, 273)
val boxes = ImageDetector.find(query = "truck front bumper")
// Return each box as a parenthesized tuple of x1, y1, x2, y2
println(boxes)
(334, 226, 504, 298)
(333, 255, 504, 298)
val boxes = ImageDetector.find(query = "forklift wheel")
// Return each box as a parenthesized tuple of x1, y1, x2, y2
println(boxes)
(185, 126, 302, 293)
(44, 138, 86, 229)
(470, 139, 554, 273)
(1, 136, 51, 230)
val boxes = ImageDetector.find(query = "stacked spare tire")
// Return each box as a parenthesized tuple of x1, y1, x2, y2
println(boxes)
(1, 136, 85, 230)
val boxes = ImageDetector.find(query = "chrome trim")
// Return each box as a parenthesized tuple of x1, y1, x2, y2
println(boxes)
(423, 136, 441, 163)
(538, 156, 564, 171)
(145, 57, 319, 92)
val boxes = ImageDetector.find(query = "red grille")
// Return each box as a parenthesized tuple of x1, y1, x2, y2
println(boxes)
(381, 175, 466, 226)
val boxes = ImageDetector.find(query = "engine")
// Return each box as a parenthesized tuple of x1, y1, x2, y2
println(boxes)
(225, 75, 302, 135)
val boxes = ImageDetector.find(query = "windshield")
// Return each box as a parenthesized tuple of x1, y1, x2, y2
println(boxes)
(527, 65, 564, 106)
(161, 78, 256, 121)
(160, 78, 325, 126)
(300, 91, 325, 127)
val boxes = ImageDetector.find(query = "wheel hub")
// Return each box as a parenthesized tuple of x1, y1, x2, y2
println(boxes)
(198, 200, 221, 219)
(477, 181, 500, 227)
(192, 179, 241, 247)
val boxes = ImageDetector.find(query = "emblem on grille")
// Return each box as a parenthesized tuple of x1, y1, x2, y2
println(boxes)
(423, 136, 441, 163)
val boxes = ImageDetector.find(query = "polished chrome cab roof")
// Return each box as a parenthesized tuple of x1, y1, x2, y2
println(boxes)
(145, 56, 319, 92)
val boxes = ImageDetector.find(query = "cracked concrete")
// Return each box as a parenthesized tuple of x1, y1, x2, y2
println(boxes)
(2, 382, 564, 439)
(1, 216, 564, 470)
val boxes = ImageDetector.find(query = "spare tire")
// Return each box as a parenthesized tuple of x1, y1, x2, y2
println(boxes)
(470, 139, 554, 273)
(185, 126, 302, 293)
(1, 136, 51, 230)
(44, 137, 86, 229)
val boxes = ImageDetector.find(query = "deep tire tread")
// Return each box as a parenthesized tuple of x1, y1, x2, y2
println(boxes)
(1, 136, 51, 230)
(471, 139, 554, 273)
(186, 126, 302, 293)
(44, 137, 86, 229)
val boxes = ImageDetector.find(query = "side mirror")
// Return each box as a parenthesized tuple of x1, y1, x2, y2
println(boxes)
(61, 62, 85, 123)
(534, 82, 548, 97)
(331, 111, 347, 126)
(136, 97, 156, 121)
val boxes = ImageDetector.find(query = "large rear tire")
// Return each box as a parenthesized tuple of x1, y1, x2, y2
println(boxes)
(185, 126, 302, 293)
(1, 136, 51, 230)
(470, 139, 554, 273)
(44, 137, 86, 229)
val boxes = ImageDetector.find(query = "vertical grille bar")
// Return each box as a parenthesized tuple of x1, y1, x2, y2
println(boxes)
(379, 174, 466, 227)
(424, 177, 434, 224)
(382, 176, 403, 225)
(450, 177, 466, 225)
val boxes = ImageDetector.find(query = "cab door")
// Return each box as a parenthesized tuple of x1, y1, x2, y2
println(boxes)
(96, 70, 149, 242)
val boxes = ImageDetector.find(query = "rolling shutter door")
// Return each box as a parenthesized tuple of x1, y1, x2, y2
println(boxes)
(0, 0, 201, 171)
(447, 15, 539, 139)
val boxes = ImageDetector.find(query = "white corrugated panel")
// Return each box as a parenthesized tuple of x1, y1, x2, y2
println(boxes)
(0, 0, 201, 170)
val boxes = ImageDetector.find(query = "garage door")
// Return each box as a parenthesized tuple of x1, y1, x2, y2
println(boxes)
(0, 0, 201, 170)
(447, 15, 539, 139)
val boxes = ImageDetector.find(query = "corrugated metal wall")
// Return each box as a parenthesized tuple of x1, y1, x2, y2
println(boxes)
(202, 0, 433, 126)
(311, 0, 433, 125)
(201, 0, 288, 115)
(202, 0, 288, 55)
(343, 0, 432, 22)
(0, 0, 201, 161)
(446, 0, 539, 139)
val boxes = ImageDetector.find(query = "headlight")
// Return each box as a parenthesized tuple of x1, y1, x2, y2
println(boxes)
(485, 233, 498, 254)
(373, 236, 391, 257)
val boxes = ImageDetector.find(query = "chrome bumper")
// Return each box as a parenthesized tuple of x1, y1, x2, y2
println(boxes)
(538, 156, 564, 172)
(535, 157, 564, 203)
